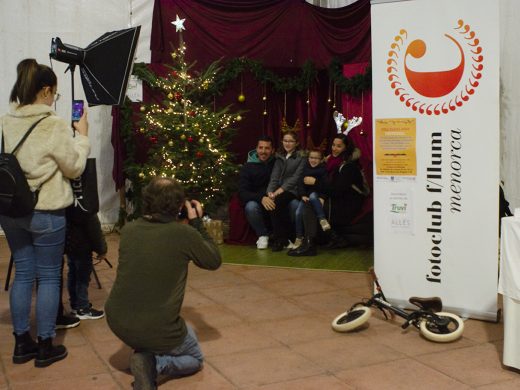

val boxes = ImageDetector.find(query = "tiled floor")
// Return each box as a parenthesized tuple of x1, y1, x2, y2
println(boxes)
(0, 234, 519, 389)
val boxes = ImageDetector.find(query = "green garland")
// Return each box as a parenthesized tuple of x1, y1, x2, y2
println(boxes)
(133, 57, 371, 97)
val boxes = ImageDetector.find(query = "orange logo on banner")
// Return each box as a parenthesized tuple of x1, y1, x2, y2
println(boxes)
(387, 20, 484, 115)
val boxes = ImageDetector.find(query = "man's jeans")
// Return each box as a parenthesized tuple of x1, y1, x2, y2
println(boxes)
(0, 210, 66, 339)
(155, 325, 204, 377)
(244, 200, 270, 236)
(67, 252, 93, 311)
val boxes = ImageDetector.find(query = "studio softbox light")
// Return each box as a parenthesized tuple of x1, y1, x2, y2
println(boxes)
(50, 26, 141, 106)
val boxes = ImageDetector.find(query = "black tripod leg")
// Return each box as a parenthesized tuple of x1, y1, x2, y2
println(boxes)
(92, 263, 102, 289)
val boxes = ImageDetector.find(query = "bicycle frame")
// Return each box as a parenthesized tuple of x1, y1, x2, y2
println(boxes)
(350, 269, 450, 330)
(332, 267, 464, 342)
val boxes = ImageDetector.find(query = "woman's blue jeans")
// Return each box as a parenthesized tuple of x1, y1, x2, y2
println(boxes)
(0, 210, 66, 339)
(155, 325, 204, 377)
(67, 252, 92, 311)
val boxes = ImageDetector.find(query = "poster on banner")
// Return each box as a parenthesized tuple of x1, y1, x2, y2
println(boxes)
(372, 0, 499, 320)
(375, 117, 417, 179)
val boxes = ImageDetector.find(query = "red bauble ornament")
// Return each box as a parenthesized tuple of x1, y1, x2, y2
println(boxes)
(174, 91, 182, 101)
(189, 110, 196, 117)
(171, 70, 178, 78)
(187, 136, 194, 143)
(149, 136, 158, 144)
(196, 151, 204, 158)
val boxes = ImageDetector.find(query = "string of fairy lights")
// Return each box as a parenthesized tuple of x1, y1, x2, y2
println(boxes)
(126, 14, 367, 214)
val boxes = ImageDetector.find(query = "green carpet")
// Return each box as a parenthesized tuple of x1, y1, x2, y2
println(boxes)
(219, 243, 373, 272)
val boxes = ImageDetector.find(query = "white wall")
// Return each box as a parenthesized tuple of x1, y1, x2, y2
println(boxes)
(0, 0, 152, 225)
(500, 0, 520, 211)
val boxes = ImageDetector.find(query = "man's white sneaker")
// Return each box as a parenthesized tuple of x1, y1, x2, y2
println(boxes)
(256, 236, 269, 249)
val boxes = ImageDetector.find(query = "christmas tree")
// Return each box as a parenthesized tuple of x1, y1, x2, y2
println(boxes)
(124, 26, 240, 219)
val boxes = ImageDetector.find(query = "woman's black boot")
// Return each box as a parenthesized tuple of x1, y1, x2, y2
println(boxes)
(34, 337, 67, 368)
(324, 230, 348, 249)
(288, 238, 316, 257)
(13, 332, 38, 364)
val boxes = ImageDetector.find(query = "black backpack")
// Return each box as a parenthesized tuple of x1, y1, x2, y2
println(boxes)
(0, 115, 49, 218)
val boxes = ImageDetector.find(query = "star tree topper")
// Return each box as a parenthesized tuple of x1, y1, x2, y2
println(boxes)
(172, 15, 186, 32)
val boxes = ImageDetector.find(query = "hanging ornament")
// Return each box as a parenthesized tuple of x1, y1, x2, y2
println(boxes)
(238, 74, 245, 103)
(138, 172, 145, 179)
(175, 126, 181, 131)
(359, 90, 365, 136)
(168, 140, 174, 147)
(167, 108, 173, 114)
(140, 105, 146, 112)
(196, 151, 204, 158)
(175, 92, 182, 101)
(263, 110, 267, 116)
(149, 136, 158, 144)
(236, 114, 242, 121)
(180, 134, 186, 141)
(187, 136, 194, 142)
(167, 92, 174, 100)
(139, 127, 145, 133)
(198, 138, 204, 144)
(262, 96, 266, 101)
(189, 110, 196, 117)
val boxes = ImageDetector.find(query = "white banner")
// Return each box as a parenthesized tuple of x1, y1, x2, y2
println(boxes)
(372, 0, 499, 320)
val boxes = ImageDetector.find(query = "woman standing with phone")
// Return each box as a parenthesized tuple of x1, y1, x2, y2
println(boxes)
(0, 58, 90, 367)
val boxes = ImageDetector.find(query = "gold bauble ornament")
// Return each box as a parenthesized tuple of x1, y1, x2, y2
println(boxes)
(168, 140, 174, 146)
(139, 127, 145, 133)
(236, 114, 242, 121)
(175, 126, 181, 131)
(167, 108, 173, 114)
(263, 110, 267, 116)
(180, 134, 187, 140)
(138, 172, 145, 178)
(262, 96, 266, 101)
(237, 94, 245, 103)
(140, 106, 146, 112)
(167, 92, 174, 100)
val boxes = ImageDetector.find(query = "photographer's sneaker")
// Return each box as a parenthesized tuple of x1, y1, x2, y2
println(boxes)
(55, 315, 80, 330)
(256, 235, 269, 249)
(74, 307, 105, 320)
(319, 218, 331, 231)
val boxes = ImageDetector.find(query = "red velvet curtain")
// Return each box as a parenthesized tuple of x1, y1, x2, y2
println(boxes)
(151, 0, 371, 68)
(113, 0, 372, 189)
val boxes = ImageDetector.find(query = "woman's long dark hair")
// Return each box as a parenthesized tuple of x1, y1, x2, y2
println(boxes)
(333, 133, 356, 162)
(9, 59, 57, 106)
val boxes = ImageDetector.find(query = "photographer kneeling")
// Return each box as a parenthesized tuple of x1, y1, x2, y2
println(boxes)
(105, 177, 221, 390)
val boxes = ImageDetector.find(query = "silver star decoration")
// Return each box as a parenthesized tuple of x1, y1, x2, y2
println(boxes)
(171, 15, 186, 32)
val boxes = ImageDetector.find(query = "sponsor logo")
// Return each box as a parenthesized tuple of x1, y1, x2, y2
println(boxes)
(387, 20, 483, 115)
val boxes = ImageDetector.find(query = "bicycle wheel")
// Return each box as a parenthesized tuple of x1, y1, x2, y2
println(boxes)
(419, 312, 464, 342)
(332, 306, 372, 332)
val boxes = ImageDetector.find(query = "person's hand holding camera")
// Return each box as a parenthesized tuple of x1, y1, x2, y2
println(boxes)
(185, 199, 203, 220)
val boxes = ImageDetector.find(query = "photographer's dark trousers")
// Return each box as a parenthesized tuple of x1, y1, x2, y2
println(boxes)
(269, 192, 297, 245)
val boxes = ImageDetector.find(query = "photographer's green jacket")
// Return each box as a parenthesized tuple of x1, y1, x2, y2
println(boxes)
(105, 217, 221, 352)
